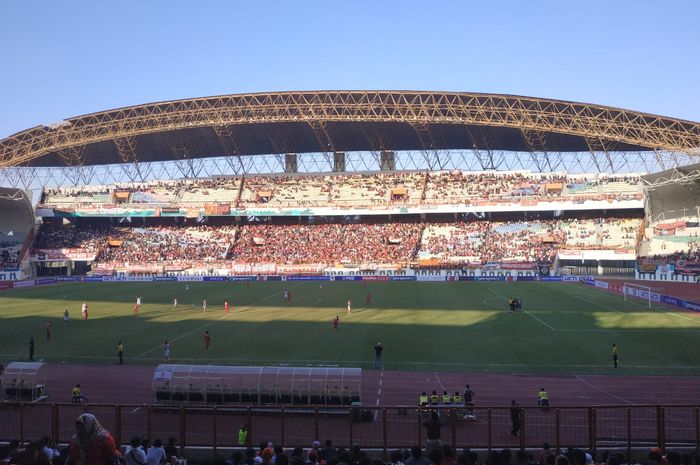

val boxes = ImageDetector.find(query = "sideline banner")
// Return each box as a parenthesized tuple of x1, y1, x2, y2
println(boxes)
(415, 275, 444, 282)
(334, 276, 362, 281)
(176, 276, 204, 282)
(390, 276, 417, 281)
(361, 276, 390, 281)
(286, 275, 331, 281)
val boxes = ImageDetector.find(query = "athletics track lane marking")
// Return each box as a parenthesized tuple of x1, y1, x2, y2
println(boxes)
(488, 288, 556, 332)
(133, 282, 307, 360)
(374, 370, 384, 420)
(574, 375, 631, 404)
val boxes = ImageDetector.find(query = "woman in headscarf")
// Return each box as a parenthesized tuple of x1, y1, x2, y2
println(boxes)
(67, 413, 122, 465)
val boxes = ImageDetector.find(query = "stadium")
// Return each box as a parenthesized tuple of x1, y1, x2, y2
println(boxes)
(1, 90, 700, 459)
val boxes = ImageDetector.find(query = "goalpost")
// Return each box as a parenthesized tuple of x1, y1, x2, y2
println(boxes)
(622, 282, 653, 308)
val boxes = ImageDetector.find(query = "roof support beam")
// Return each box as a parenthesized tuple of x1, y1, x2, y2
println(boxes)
(2, 91, 699, 168)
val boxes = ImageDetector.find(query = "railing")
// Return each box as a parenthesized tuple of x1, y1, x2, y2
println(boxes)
(1, 404, 699, 455)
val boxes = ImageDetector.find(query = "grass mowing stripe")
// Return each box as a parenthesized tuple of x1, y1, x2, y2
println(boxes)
(133, 282, 307, 359)
(4, 281, 700, 375)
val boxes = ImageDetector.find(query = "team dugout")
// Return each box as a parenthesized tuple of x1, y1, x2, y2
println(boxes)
(153, 365, 361, 406)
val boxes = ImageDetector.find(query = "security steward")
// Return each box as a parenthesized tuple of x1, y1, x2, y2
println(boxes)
(537, 387, 550, 408)
(419, 392, 429, 407)
(238, 424, 248, 446)
(442, 390, 452, 404)
(430, 390, 440, 406)
(453, 391, 462, 404)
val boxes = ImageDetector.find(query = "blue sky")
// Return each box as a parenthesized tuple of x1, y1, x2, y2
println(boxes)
(1, 0, 698, 138)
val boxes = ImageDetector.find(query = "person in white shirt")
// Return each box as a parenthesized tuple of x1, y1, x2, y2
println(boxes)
(125, 437, 147, 465)
(40, 437, 60, 463)
(146, 438, 167, 465)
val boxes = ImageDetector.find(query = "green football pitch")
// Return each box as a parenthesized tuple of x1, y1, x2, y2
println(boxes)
(1, 281, 699, 375)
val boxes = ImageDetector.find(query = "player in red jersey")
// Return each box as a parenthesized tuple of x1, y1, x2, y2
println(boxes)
(46, 321, 52, 340)
(204, 331, 211, 350)
(333, 315, 339, 331)
(366, 291, 372, 305)
(133, 302, 139, 317)
(224, 300, 230, 314)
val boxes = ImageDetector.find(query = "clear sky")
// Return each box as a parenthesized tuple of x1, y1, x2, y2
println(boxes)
(1, 0, 699, 139)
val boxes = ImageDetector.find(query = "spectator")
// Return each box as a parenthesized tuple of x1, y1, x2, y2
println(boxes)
(406, 446, 430, 465)
(145, 439, 166, 465)
(66, 413, 121, 465)
(164, 438, 178, 463)
(125, 437, 147, 465)
(422, 411, 444, 451)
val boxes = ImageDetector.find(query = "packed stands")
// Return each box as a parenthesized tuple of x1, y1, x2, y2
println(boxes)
(35, 216, 644, 268)
(230, 222, 422, 265)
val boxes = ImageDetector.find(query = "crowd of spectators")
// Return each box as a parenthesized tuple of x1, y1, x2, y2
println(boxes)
(423, 172, 641, 205)
(34, 217, 644, 267)
(0, 435, 689, 465)
(231, 222, 422, 265)
(95, 225, 236, 263)
(39, 171, 643, 211)
(0, 247, 19, 266)
(419, 218, 640, 264)
(0, 407, 692, 465)
(240, 175, 331, 208)
(35, 225, 111, 250)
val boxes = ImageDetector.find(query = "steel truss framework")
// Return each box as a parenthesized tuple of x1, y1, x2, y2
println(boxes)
(1, 91, 699, 170)
(1, 150, 697, 192)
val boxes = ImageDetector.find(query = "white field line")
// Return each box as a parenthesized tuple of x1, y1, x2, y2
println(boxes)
(488, 288, 556, 331)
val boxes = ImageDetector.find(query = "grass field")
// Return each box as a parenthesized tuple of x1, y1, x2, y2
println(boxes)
(1, 280, 700, 375)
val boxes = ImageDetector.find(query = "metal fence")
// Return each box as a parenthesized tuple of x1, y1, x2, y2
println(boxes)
(1, 403, 699, 456)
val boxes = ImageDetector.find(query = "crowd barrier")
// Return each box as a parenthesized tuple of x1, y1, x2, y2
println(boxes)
(1, 403, 698, 454)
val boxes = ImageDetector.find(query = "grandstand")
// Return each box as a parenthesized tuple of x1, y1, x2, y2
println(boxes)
(1, 91, 700, 453)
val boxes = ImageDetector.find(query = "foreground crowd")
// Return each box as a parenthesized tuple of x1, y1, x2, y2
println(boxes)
(0, 412, 693, 465)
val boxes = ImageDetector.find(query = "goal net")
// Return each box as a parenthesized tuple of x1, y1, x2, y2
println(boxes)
(622, 282, 654, 308)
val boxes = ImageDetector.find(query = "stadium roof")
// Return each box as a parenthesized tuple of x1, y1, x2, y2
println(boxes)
(1, 90, 699, 168)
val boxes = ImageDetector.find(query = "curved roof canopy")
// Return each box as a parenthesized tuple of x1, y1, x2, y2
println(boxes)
(1, 91, 699, 168)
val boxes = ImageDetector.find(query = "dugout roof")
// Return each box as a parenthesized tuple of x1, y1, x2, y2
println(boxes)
(1, 91, 700, 168)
